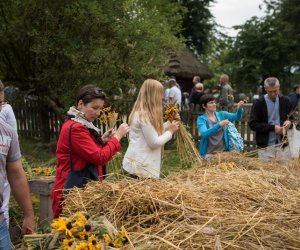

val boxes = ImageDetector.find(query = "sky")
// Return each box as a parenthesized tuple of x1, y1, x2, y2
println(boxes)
(210, 0, 265, 37)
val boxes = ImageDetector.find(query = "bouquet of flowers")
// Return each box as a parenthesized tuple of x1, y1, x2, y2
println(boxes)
(163, 104, 202, 167)
(22, 212, 130, 250)
(99, 106, 119, 129)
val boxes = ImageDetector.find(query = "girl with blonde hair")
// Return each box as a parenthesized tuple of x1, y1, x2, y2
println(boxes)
(123, 79, 179, 179)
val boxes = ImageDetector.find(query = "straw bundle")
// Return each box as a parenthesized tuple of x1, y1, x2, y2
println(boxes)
(63, 153, 300, 249)
(176, 123, 202, 167)
(163, 104, 202, 166)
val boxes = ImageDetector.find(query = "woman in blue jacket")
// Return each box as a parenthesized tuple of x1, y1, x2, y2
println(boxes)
(197, 94, 244, 157)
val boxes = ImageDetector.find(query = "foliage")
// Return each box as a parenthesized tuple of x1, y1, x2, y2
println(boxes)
(212, 0, 300, 94)
(178, 0, 215, 57)
(0, 0, 184, 110)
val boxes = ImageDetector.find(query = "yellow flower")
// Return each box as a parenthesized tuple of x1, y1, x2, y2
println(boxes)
(62, 238, 75, 249)
(102, 107, 111, 113)
(51, 217, 73, 236)
(103, 233, 112, 244)
(112, 237, 124, 248)
(73, 212, 87, 227)
(74, 242, 88, 250)
(119, 226, 127, 238)
(78, 229, 89, 240)
(88, 234, 101, 250)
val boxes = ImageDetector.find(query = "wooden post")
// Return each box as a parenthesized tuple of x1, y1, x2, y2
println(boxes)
(28, 178, 54, 228)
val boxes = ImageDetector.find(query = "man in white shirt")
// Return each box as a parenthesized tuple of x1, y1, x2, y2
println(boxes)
(168, 79, 182, 110)
(0, 81, 18, 227)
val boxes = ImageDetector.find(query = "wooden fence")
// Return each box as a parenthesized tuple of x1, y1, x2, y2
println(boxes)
(11, 100, 256, 150)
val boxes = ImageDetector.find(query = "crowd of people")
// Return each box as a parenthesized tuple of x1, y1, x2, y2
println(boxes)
(0, 75, 299, 247)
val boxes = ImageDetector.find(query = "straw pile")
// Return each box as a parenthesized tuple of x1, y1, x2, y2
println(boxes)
(63, 153, 300, 249)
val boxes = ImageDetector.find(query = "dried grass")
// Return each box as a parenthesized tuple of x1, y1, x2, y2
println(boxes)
(176, 123, 202, 167)
(63, 153, 300, 249)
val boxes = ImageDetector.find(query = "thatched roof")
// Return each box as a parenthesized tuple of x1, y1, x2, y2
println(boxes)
(164, 48, 213, 79)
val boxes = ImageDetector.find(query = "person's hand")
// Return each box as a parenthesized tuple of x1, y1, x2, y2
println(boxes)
(169, 120, 180, 134)
(219, 119, 229, 127)
(21, 214, 35, 236)
(275, 125, 283, 134)
(283, 120, 291, 129)
(173, 113, 181, 121)
(237, 100, 245, 109)
(101, 128, 115, 143)
(114, 123, 129, 141)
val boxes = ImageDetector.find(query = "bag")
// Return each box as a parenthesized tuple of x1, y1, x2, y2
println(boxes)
(224, 122, 244, 152)
(64, 122, 99, 192)
(64, 164, 98, 190)
(286, 124, 300, 158)
(220, 111, 244, 152)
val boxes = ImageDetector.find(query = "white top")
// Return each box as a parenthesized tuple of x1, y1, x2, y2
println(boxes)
(169, 86, 182, 110)
(123, 113, 172, 179)
(0, 104, 17, 224)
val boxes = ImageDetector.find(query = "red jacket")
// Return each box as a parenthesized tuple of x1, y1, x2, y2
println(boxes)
(50, 120, 122, 218)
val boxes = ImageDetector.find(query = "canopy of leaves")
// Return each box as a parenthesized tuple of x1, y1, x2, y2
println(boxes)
(178, 0, 215, 57)
(209, 0, 300, 94)
(0, 0, 184, 108)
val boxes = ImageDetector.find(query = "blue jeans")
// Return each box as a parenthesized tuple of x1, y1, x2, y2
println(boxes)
(0, 219, 11, 250)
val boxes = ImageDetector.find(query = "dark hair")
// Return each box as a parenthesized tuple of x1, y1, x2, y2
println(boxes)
(199, 94, 215, 110)
(293, 84, 300, 92)
(76, 84, 106, 105)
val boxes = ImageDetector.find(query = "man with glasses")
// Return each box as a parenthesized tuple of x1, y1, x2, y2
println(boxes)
(249, 77, 292, 160)
(0, 81, 35, 247)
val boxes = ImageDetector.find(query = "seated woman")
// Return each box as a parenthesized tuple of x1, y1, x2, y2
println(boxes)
(197, 94, 244, 157)
(51, 84, 129, 218)
(123, 79, 180, 179)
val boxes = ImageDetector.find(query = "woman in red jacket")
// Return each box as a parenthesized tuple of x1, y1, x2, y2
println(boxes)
(51, 84, 129, 218)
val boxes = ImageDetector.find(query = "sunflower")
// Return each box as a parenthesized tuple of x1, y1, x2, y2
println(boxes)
(62, 238, 75, 250)
(78, 229, 89, 240)
(88, 234, 101, 250)
(74, 242, 88, 250)
(51, 217, 73, 237)
(73, 212, 88, 227)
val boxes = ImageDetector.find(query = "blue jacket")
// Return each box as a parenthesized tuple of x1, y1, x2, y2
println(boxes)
(197, 109, 244, 157)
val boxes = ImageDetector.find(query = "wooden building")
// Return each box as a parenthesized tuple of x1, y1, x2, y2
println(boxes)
(164, 48, 213, 92)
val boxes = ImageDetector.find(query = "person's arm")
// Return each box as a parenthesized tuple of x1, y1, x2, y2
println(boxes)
(249, 101, 274, 132)
(6, 159, 35, 235)
(71, 125, 123, 168)
(222, 108, 244, 122)
(197, 116, 221, 139)
(141, 121, 173, 149)
(163, 121, 170, 131)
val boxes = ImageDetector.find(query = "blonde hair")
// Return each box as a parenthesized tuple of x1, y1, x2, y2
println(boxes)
(128, 79, 164, 134)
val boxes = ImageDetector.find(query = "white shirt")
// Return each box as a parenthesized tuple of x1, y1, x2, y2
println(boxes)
(123, 113, 172, 179)
(169, 86, 182, 110)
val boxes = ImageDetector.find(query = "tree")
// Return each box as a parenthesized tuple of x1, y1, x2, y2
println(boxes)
(0, 0, 184, 141)
(0, 0, 184, 106)
(178, 0, 215, 57)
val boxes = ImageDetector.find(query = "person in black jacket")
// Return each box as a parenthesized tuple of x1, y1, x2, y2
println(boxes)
(249, 77, 292, 160)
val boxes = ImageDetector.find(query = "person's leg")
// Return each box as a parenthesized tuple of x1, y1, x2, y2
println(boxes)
(0, 218, 12, 249)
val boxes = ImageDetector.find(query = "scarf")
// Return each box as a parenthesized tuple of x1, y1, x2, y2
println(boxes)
(67, 106, 101, 134)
